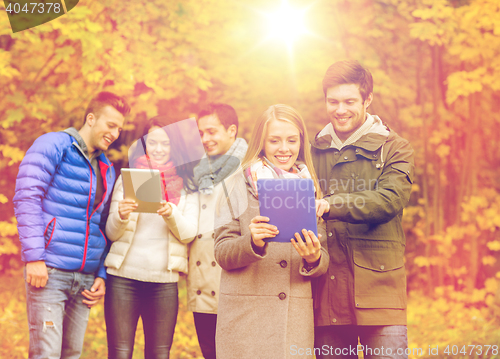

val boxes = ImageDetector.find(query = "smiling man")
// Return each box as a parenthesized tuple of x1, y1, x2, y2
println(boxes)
(13, 91, 130, 359)
(310, 60, 415, 359)
(188, 103, 248, 359)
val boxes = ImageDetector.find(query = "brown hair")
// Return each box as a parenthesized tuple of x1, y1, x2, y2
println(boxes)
(83, 91, 130, 125)
(322, 60, 373, 102)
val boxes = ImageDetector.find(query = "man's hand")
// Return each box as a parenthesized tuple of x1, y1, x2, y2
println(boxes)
(82, 277, 106, 308)
(315, 199, 330, 217)
(26, 261, 48, 288)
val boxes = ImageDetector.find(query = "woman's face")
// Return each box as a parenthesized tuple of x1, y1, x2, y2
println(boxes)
(146, 126, 171, 165)
(263, 119, 301, 172)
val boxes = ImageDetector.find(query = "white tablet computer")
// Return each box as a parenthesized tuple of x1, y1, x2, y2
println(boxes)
(121, 168, 164, 213)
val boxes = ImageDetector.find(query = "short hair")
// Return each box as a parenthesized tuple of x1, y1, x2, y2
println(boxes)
(197, 103, 239, 137)
(83, 91, 131, 125)
(322, 60, 373, 102)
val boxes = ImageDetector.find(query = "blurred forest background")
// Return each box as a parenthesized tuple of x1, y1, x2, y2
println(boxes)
(1, 0, 500, 358)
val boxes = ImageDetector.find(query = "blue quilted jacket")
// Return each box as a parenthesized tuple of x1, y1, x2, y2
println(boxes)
(13, 130, 115, 279)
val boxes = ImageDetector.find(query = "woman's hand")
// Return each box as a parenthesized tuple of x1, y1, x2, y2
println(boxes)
(118, 199, 138, 220)
(291, 229, 322, 264)
(315, 199, 330, 217)
(157, 201, 173, 218)
(249, 216, 278, 248)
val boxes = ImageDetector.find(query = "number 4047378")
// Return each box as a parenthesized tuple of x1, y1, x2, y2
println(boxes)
(5, 2, 62, 14)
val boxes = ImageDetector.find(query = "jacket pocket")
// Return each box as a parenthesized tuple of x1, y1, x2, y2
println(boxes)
(352, 242, 406, 309)
(44, 218, 56, 249)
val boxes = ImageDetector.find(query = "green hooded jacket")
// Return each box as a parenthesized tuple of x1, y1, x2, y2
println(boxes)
(311, 115, 414, 326)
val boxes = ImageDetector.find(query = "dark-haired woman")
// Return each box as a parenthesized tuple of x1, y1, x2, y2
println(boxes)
(104, 117, 199, 359)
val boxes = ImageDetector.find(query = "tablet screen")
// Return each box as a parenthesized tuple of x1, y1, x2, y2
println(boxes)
(121, 168, 164, 213)
(257, 178, 317, 243)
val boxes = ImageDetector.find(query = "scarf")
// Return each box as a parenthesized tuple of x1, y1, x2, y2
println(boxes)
(194, 137, 248, 195)
(133, 155, 183, 205)
(245, 157, 312, 197)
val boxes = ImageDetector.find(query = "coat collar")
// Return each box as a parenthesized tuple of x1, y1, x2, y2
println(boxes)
(312, 114, 390, 152)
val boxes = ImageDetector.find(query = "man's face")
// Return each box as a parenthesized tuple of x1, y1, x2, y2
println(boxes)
(88, 105, 125, 152)
(198, 114, 236, 156)
(325, 83, 373, 142)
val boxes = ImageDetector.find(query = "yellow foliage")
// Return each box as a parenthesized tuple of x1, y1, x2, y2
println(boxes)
(485, 278, 498, 294)
(482, 256, 496, 266)
(0, 145, 25, 165)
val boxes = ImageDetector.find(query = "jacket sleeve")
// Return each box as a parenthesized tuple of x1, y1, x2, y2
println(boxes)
(214, 178, 266, 271)
(324, 137, 414, 224)
(96, 166, 116, 280)
(13, 133, 66, 263)
(105, 176, 130, 241)
(164, 190, 199, 244)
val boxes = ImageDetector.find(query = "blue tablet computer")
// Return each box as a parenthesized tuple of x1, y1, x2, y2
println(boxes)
(257, 178, 317, 243)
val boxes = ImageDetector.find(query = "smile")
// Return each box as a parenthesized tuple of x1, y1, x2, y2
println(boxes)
(104, 136, 112, 144)
(275, 156, 291, 163)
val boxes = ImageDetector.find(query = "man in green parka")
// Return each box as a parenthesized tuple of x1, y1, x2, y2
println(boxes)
(311, 60, 415, 359)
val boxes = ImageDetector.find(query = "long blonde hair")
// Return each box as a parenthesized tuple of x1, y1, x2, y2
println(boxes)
(216, 104, 323, 219)
(241, 104, 323, 199)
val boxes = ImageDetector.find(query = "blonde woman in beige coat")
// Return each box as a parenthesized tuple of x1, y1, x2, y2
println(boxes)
(214, 104, 330, 359)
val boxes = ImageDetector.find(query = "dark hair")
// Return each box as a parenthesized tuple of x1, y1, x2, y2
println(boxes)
(322, 60, 373, 102)
(129, 116, 197, 193)
(197, 103, 239, 137)
(83, 91, 131, 125)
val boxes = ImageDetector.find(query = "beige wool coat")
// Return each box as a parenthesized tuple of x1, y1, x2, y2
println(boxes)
(214, 175, 329, 359)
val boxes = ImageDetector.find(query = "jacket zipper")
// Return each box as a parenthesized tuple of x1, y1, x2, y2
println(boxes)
(79, 161, 93, 272)
(79, 159, 111, 271)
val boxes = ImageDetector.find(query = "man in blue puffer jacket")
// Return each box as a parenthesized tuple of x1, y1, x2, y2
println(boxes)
(13, 91, 130, 359)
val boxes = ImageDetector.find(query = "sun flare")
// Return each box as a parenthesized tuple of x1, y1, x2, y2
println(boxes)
(266, 1, 308, 46)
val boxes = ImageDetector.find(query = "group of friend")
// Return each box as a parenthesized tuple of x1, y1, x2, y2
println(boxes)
(13, 60, 415, 359)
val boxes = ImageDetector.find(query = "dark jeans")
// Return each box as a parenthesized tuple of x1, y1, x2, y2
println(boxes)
(105, 275, 178, 359)
(193, 312, 217, 359)
(314, 325, 408, 359)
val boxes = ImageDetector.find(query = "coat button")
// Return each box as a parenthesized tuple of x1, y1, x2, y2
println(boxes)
(356, 303, 359, 307)
(355, 149, 359, 153)
(344, 156, 348, 160)
(373, 154, 377, 158)
(211, 291, 216, 296)
(330, 189, 334, 194)
(376, 163, 381, 169)
(202, 204, 207, 209)
(280, 260, 287, 268)
(332, 318, 337, 323)
(380, 265, 385, 270)
(198, 234, 202, 239)
(196, 261, 201, 266)
(330, 275, 335, 280)
(197, 290, 201, 295)
(278, 292, 286, 300)
(211, 261, 216, 267)
(328, 232, 333, 237)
